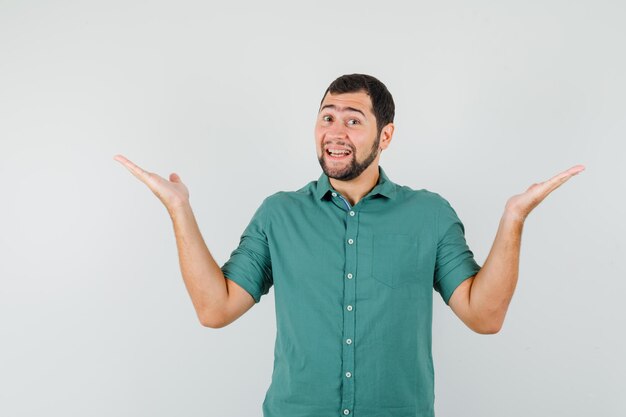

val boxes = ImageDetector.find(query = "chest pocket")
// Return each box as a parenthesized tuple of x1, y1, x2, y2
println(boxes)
(371, 233, 419, 288)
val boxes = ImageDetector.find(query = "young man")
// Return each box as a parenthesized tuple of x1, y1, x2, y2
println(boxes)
(114, 74, 584, 417)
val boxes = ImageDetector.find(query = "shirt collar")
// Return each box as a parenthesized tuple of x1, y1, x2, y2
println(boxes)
(314, 165, 397, 201)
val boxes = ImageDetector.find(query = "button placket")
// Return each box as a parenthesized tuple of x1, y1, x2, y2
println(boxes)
(340, 196, 358, 413)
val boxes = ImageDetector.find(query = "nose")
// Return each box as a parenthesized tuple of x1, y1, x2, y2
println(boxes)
(326, 123, 348, 140)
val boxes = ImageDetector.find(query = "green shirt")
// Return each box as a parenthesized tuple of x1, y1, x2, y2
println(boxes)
(221, 165, 481, 417)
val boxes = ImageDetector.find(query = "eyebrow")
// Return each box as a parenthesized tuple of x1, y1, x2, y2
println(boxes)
(319, 104, 366, 118)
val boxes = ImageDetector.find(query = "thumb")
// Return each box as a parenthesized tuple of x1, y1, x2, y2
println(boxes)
(170, 173, 181, 183)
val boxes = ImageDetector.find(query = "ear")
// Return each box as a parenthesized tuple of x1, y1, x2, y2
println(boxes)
(379, 123, 395, 151)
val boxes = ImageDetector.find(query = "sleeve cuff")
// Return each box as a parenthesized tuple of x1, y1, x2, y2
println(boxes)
(437, 262, 481, 305)
(221, 266, 262, 304)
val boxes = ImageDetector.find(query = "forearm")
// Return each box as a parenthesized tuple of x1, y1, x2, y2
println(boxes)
(168, 203, 228, 327)
(469, 210, 524, 332)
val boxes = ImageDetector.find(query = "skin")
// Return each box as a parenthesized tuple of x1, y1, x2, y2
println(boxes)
(112, 156, 255, 328)
(315, 91, 394, 206)
(114, 90, 585, 333)
(448, 164, 585, 333)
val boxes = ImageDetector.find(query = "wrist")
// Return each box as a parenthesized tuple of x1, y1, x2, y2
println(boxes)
(501, 208, 526, 225)
(168, 200, 192, 219)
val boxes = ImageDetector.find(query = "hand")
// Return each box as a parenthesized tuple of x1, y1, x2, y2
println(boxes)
(504, 164, 586, 222)
(113, 154, 190, 213)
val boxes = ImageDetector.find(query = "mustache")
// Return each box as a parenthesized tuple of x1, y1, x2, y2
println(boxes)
(323, 142, 354, 151)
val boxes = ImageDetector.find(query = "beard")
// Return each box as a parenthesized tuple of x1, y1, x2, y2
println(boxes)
(318, 134, 381, 181)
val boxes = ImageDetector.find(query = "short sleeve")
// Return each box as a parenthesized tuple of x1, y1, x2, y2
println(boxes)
(433, 197, 481, 305)
(220, 198, 273, 304)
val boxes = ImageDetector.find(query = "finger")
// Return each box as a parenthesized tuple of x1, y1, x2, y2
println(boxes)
(113, 154, 152, 184)
(541, 164, 586, 194)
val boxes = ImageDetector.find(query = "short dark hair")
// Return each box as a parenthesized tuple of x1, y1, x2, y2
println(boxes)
(319, 73, 395, 138)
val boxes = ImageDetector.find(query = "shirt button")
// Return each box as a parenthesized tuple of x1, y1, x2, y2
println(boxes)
(347, 273, 353, 279)
(343, 409, 350, 415)
(331, 192, 337, 197)
(349, 211, 355, 216)
(347, 238, 354, 245)
(345, 371, 352, 378)
(346, 338, 352, 345)
(346, 305, 353, 311)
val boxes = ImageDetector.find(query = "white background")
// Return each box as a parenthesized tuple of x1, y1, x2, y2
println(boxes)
(1, 1, 624, 416)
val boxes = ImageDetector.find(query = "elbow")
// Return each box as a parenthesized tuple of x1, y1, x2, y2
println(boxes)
(473, 322, 502, 335)
(200, 319, 224, 329)
(470, 315, 504, 335)
(469, 305, 507, 334)
(198, 311, 226, 329)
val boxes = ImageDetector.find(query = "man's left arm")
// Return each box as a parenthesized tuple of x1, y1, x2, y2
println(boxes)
(448, 164, 586, 334)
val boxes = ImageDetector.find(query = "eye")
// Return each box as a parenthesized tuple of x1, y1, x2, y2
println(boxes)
(347, 119, 360, 126)
(322, 115, 332, 122)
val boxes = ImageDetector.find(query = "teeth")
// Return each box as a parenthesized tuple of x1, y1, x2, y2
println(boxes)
(328, 149, 351, 155)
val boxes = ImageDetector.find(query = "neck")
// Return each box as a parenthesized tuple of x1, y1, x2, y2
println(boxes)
(329, 163, 380, 207)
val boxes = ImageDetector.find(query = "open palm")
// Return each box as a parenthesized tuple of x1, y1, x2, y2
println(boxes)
(505, 164, 585, 222)
(114, 154, 189, 212)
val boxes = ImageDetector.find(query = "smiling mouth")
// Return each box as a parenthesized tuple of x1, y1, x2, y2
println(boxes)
(326, 149, 352, 160)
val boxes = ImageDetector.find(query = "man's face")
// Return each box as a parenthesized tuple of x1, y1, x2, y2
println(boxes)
(315, 90, 381, 181)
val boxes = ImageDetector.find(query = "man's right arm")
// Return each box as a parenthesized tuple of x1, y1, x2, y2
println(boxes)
(113, 154, 256, 329)
(169, 203, 256, 328)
